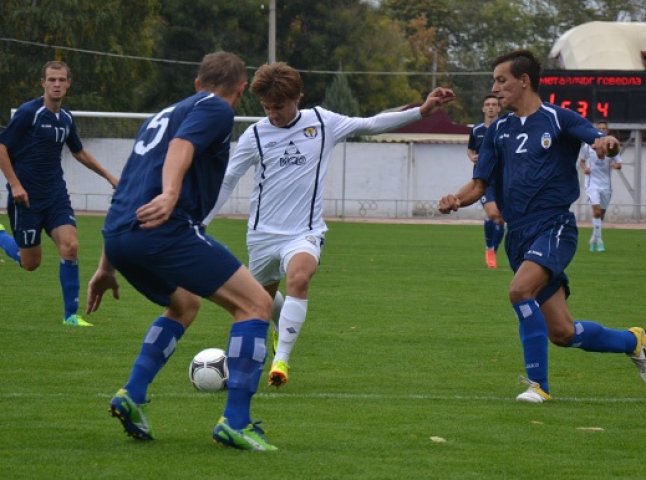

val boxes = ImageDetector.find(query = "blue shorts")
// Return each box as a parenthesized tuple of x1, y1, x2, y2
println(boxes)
(504, 212, 577, 304)
(104, 220, 241, 307)
(7, 193, 76, 248)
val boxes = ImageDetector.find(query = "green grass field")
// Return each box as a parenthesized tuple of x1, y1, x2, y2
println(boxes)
(1, 216, 645, 479)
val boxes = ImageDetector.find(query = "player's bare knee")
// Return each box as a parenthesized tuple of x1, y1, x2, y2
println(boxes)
(549, 329, 574, 347)
(286, 273, 311, 298)
(20, 259, 40, 271)
(167, 296, 201, 327)
(508, 287, 532, 305)
(19, 252, 41, 271)
(240, 289, 273, 321)
(256, 290, 274, 320)
(59, 240, 79, 259)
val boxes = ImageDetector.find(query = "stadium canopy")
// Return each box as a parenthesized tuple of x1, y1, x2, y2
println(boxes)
(549, 21, 646, 70)
(365, 107, 471, 144)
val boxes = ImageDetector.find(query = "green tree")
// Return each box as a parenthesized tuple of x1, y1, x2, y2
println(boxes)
(0, 0, 160, 124)
(382, 0, 646, 122)
(276, 0, 421, 114)
(322, 72, 360, 116)
(140, 0, 269, 114)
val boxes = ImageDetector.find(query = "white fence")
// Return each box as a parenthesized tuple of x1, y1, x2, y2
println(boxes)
(1, 119, 645, 223)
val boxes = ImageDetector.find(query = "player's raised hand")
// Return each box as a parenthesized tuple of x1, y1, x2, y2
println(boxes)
(438, 194, 461, 214)
(420, 87, 456, 117)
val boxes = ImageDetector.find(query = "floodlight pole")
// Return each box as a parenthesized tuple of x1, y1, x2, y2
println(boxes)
(268, 0, 276, 63)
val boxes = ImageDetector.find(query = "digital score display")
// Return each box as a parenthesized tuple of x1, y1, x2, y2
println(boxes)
(539, 70, 646, 123)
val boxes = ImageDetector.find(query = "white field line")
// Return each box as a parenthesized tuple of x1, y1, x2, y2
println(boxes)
(1, 391, 644, 404)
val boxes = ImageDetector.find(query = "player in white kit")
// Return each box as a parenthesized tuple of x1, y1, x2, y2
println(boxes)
(205, 62, 455, 386)
(578, 121, 622, 252)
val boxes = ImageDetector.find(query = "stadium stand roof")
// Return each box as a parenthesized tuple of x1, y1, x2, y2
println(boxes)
(549, 21, 646, 70)
(365, 107, 471, 144)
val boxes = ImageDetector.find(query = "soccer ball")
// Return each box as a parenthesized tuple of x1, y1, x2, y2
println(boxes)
(189, 348, 228, 392)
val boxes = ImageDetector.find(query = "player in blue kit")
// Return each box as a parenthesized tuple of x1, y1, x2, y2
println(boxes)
(439, 50, 646, 403)
(85, 51, 277, 451)
(0, 60, 118, 326)
(467, 94, 504, 269)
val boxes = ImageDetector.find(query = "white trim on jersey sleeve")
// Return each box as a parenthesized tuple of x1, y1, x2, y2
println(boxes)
(318, 106, 423, 142)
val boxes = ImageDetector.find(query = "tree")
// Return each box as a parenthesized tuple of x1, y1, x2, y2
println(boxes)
(140, 0, 269, 114)
(0, 0, 160, 125)
(382, 0, 646, 122)
(322, 72, 360, 116)
(276, 0, 422, 114)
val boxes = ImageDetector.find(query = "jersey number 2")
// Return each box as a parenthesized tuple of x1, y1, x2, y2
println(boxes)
(515, 133, 528, 154)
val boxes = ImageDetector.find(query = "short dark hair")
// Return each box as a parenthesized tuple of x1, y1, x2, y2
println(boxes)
(41, 61, 71, 80)
(482, 93, 499, 103)
(492, 50, 541, 92)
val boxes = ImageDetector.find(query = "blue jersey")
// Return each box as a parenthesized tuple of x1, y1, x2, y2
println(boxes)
(104, 92, 234, 234)
(0, 97, 83, 201)
(474, 103, 604, 229)
(467, 122, 488, 152)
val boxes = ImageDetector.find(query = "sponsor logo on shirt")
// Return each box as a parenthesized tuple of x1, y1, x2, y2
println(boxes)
(279, 141, 307, 166)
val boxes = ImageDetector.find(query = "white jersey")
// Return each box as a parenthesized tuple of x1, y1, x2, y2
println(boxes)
(580, 143, 621, 191)
(206, 106, 422, 236)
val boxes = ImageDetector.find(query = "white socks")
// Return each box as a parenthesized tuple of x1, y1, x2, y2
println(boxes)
(274, 296, 308, 364)
(592, 217, 602, 242)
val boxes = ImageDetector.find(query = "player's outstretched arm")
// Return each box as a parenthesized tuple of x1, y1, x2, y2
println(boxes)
(439, 179, 486, 214)
(86, 250, 120, 314)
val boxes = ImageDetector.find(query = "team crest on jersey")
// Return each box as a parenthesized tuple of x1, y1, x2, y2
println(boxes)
(279, 141, 307, 166)
(303, 126, 318, 138)
(541, 132, 552, 149)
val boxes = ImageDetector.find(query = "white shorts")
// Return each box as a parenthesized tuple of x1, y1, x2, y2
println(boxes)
(247, 231, 324, 286)
(586, 188, 612, 209)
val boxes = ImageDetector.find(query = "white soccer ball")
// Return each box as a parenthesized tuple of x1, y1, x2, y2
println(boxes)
(189, 348, 228, 392)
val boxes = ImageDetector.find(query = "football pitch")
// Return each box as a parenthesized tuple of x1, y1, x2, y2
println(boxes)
(1, 216, 645, 479)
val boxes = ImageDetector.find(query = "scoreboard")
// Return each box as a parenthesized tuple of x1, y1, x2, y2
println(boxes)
(539, 70, 646, 123)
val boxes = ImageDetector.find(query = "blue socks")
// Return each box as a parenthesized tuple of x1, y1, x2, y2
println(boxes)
(60, 258, 80, 319)
(514, 299, 638, 394)
(570, 321, 637, 353)
(493, 222, 504, 251)
(484, 219, 504, 250)
(224, 319, 269, 430)
(0, 229, 20, 263)
(513, 300, 549, 392)
(125, 317, 185, 404)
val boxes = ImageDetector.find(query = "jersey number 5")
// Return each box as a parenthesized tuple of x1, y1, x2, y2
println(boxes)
(134, 106, 176, 155)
